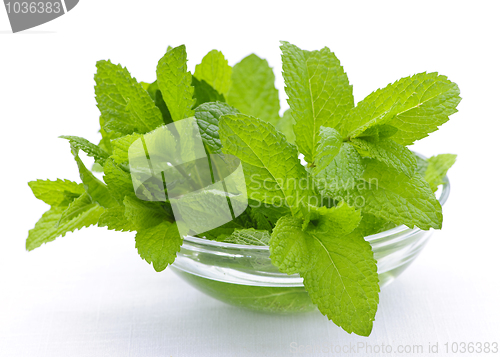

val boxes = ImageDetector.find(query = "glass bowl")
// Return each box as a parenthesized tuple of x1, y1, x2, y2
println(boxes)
(171, 177, 450, 314)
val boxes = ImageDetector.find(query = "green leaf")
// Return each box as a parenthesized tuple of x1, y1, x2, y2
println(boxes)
(169, 188, 247, 236)
(304, 204, 362, 236)
(194, 49, 232, 96)
(28, 179, 84, 206)
(275, 109, 296, 144)
(58, 192, 95, 226)
(349, 138, 416, 177)
(97, 118, 121, 154)
(70, 146, 119, 208)
(280, 41, 353, 164)
(351, 123, 399, 142)
(313, 143, 365, 197)
(355, 213, 394, 237)
(297, 204, 379, 336)
(249, 201, 290, 225)
(339, 72, 461, 145)
(92, 163, 104, 173)
(192, 77, 225, 108)
(355, 160, 443, 230)
(135, 220, 182, 272)
(59, 136, 110, 166)
(198, 220, 246, 241)
(102, 158, 135, 202)
(314, 127, 343, 172)
(219, 114, 308, 214)
(145, 80, 173, 124)
(227, 54, 280, 124)
(98, 206, 134, 232)
(110, 133, 143, 165)
(269, 216, 315, 274)
(375, 124, 399, 139)
(424, 154, 456, 192)
(249, 207, 273, 231)
(194, 101, 239, 154)
(222, 229, 271, 246)
(94, 60, 164, 135)
(123, 195, 169, 231)
(157, 45, 195, 121)
(26, 205, 104, 251)
(343, 100, 402, 140)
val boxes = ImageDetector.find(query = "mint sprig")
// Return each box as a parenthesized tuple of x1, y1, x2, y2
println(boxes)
(26, 42, 459, 336)
(281, 41, 354, 164)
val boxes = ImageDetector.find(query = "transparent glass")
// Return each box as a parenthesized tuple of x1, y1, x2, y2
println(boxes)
(171, 177, 450, 314)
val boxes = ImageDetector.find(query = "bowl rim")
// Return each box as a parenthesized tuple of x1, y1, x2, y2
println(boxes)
(182, 172, 450, 251)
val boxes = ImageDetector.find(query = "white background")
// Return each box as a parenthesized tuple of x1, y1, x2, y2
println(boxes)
(1, 1, 499, 356)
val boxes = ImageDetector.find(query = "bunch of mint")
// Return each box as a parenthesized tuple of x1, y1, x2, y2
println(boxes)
(27, 42, 459, 336)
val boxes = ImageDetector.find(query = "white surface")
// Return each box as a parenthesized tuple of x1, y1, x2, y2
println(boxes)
(1, 1, 499, 356)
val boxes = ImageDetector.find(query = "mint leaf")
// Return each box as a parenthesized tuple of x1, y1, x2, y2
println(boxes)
(157, 45, 195, 121)
(192, 77, 225, 108)
(95, 60, 164, 135)
(356, 160, 442, 230)
(314, 127, 343, 172)
(313, 143, 365, 197)
(354, 123, 399, 141)
(123, 195, 170, 231)
(304, 204, 362, 236)
(356, 213, 395, 237)
(343, 101, 401, 140)
(58, 192, 95, 225)
(249, 201, 290, 225)
(145, 80, 173, 124)
(339, 72, 461, 145)
(350, 138, 416, 177)
(424, 154, 456, 192)
(249, 208, 273, 231)
(170, 188, 247, 236)
(280, 41, 353, 164)
(135, 221, 182, 272)
(194, 49, 232, 96)
(110, 133, 143, 165)
(70, 146, 119, 208)
(28, 179, 84, 206)
(194, 101, 239, 154)
(198, 220, 246, 241)
(227, 54, 280, 124)
(92, 163, 104, 173)
(300, 204, 379, 336)
(97, 120, 121, 154)
(219, 114, 308, 214)
(222, 229, 271, 246)
(269, 216, 315, 274)
(375, 124, 399, 139)
(103, 158, 135, 202)
(26, 205, 104, 251)
(98, 206, 134, 232)
(60, 136, 110, 166)
(275, 109, 296, 144)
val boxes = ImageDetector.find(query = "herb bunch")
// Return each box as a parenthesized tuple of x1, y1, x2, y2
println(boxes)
(27, 42, 459, 336)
